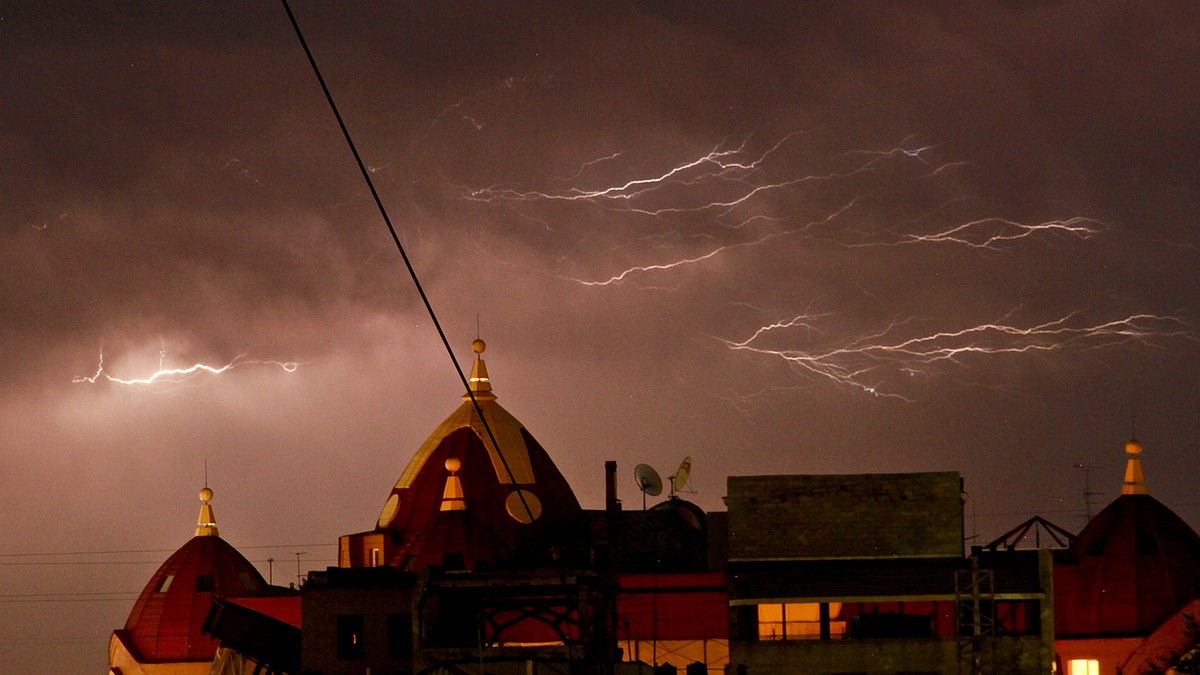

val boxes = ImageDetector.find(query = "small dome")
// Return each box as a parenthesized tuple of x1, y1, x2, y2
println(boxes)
(1055, 439, 1200, 637)
(121, 534, 268, 661)
(1056, 494, 1200, 636)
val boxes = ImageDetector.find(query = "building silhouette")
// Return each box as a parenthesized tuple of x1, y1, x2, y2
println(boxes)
(110, 343, 1200, 674)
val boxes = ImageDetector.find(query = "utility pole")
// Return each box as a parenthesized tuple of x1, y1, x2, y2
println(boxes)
(294, 551, 307, 588)
(267, 557, 275, 585)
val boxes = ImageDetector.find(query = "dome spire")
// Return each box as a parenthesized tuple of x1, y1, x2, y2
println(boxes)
(1121, 436, 1148, 496)
(196, 485, 220, 536)
(464, 338, 496, 401)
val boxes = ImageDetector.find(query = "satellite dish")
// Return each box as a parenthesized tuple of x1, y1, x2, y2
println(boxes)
(670, 456, 693, 496)
(634, 463, 662, 510)
(634, 464, 663, 496)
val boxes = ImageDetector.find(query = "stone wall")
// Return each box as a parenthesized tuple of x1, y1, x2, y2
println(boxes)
(727, 472, 963, 560)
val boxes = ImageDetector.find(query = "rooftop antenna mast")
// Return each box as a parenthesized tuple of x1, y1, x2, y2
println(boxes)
(1074, 463, 1102, 522)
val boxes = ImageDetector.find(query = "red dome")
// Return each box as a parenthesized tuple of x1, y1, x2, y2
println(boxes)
(1055, 493, 1200, 637)
(121, 534, 268, 661)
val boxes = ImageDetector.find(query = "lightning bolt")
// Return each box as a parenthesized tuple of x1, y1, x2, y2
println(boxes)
(565, 198, 863, 286)
(452, 128, 1180, 401)
(224, 158, 261, 185)
(718, 312, 1192, 398)
(845, 216, 1102, 250)
(459, 133, 1101, 286)
(32, 212, 69, 231)
(74, 348, 298, 387)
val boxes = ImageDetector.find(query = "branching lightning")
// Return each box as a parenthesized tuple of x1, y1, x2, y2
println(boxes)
(451, 128, 1184, 400)
(719, 313, 1192, 399)
(847, 216, 1102, 250)
(74, 347, 298, 388)
(459, 133, 1103, 286)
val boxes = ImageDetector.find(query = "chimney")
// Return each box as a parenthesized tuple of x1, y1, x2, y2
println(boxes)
(605, 460, 621, 512)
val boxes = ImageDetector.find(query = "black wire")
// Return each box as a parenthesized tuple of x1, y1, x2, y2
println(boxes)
(279, 0, 534, 522)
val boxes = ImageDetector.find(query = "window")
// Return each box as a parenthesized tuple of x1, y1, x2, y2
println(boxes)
(156, 574, 174, 594)
(370, 547, 381, 567)
(757, 603, 844, 640)
(1137, 532, 1159, 555)
(337, 615, 365, 660)
(196, 574, 213, 592)
(1068, 659, 1099, 675)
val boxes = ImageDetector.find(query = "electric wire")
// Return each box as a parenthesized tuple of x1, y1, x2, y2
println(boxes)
(279, 0, 535, 522)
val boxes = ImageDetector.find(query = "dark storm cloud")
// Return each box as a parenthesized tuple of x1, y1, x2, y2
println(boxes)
(2, 3, 1199, 672)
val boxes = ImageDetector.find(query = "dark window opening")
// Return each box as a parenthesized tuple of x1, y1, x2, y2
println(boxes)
(854, 610, 932, 639)
(337, 615, 365, 660)
(1137, 532, 1159, 555)
(196, 574, 214, 592)
(156, 574, 174, 594)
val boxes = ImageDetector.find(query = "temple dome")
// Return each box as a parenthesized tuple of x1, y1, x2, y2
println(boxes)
(374, 342, 583, 568)
(111, 487, 269, 665)
(1055, 439, 1200, 637)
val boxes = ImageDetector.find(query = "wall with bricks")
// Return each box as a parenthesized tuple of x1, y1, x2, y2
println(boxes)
(727, 472, 963, 560)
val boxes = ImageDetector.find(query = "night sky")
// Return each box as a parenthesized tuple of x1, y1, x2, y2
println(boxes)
(2, 2, 1199, 672)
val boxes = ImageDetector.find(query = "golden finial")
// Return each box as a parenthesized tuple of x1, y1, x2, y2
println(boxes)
(1121, 436, 1148, 496)
(196, 485, 220, 536)
(466, 339, 494, 398)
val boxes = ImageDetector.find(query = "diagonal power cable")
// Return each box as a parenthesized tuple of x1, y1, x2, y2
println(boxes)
(280, 0, 534, 522)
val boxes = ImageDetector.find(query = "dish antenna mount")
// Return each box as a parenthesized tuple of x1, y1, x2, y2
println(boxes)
(633, 463, 663, 510)
(669, 456, 693, 497)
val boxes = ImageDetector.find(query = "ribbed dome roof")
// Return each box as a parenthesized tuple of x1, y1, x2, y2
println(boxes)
(124, 536, 268, 660)
(1055, 440, 1200, 637)
(121, 489, 268, 662)
(374, 343, 583, 569)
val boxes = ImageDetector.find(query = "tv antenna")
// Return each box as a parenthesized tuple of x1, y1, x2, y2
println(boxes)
(1074, 463, 1102, 522)
(669, 456, 693, 497)
(633, 464, 662, 510)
